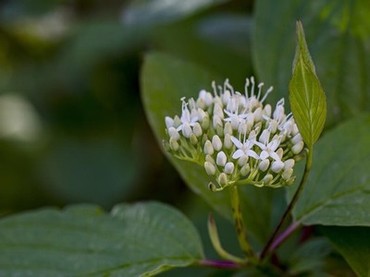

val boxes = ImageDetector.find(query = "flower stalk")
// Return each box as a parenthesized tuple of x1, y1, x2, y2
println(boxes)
(230, 185, 256, 261)
(260, 149, 313, 260)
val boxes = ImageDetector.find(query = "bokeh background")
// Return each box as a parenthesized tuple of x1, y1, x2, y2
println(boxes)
(0, 0, 253, 214)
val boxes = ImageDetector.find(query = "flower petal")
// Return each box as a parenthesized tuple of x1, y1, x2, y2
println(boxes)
(232, 149, 244, 159)
(230, 136, 243, 148)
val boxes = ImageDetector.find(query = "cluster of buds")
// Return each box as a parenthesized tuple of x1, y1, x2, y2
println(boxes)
(163, 77, 305, 191)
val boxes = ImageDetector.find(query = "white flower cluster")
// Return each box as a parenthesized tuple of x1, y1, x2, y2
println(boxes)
(163, 77, 305, 191)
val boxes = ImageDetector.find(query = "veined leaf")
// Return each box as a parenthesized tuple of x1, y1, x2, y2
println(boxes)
(289, 21, 327, 147)
(291, 114, 370, 226)
(320, 226, 370, 277)
(0, 202, 203, 276)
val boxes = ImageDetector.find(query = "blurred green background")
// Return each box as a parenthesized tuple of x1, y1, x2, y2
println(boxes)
(0, 0, 252, 213)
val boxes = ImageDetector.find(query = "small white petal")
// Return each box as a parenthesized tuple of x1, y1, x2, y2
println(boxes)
(264, 104, 272, 117)
(216, 151, 227, 166)
(212, 135, 223, 151)
(260, 150, 269, 160)
(270, 151, 281, 161)
(247, 149, 259, 160)
(232, 149, 244, 159)
(230, 136, 243, 149)
(259, 129, 270, 145)
(165, 116, 174, 129)
(224, 162, 235, 174)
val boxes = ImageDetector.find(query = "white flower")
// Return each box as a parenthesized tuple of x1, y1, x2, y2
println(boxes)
(177, 97, 199, 132)
(230, 136, 259, 160)
(255, 136, 281, 161)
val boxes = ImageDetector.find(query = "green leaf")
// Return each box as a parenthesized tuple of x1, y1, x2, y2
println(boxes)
(291, 114, 370, 226)
(141, 52, 287, 245)
(289, 22, 327, 147)
(253, 0, 370, 125)
(320, 226, 370, 277)
(0, 202, 203, 276)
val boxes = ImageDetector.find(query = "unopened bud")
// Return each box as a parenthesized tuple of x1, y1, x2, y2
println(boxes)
(282, 168, 293, 180)
(216, 151, 227, 166)
(224, 162, 235, 174)
(169, 137, 179, 151)
(237, 155, 249, 167)
(271, 160, 284, 173)
(193, 123, 203, 137)
(292, 133, 302, 145)
(218, 172, 228, 186)
(190, 134, 198, 145)
(224, 122, 233, 135)
(240, 164, 250, 176)
(204, 161, 216, 176)
(292, 141, 304, 154)
(182, 123, 192, 138)
(262, 173, 273, 184)
(224, 134, 233, 149)
(212, 135, 222, 151)
(168, 127, 180, 141)
(259, 159, 270, 172)
(165, 116, 174, 129)
(204, 140, 214, 155)
(284, 159, 295, 170)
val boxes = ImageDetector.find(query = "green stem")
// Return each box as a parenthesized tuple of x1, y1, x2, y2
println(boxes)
(260, 149, 313, 260)
(230, 185, 256, 261)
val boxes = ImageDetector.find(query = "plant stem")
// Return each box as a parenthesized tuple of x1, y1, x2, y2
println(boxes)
(230, 185, 256, 261)
(260, 150, 313, 260)
(199, 259, 242, 269)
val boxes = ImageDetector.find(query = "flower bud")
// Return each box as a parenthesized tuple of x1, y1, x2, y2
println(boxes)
(237, 155, 248, 167)
(190, 134, 198, 145)
(173, 115, 181, 128)
(282, 168, 293, 180)
(224, 134, 233, 149)
(292, 141, 304, 154)
(193, 122, 203, 137)
(216, 151, 227, 166)
(218, 172, 228, 186)
(182, 123, 192, 138)
(165, 116, 174, 129)
(169, 137, 179, 151)
(168, 127, 180, 141)
(259, 159, 270, 172)
(206, 154, 215, 164)
(264, 104, 272, 117)
(240, 164, 250, 176)
(253, 107, 263, 122)
(204, 140, 214, 155)
(224, 162, 235, 174)
(284, 159, 295, 170)
(292, 133, 302, 145)
(201, 114, 210, 130)
(212, 135, 222, 151)
(259, 129, 270, 145)
(204, 161, 216, 176)
(271, 160, 284, 173)
(224, 122, 233, 135)
(262, 173, 273, 184)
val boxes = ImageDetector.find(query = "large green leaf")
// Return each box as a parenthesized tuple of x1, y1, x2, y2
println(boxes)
(141, 52, 287, 245)
(320, 226, 370, 277)
(0, 202, 203, 276)
(253, 0, 370, 125)
(289, 22, 327, 147)
(291, 114, 370, 225)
